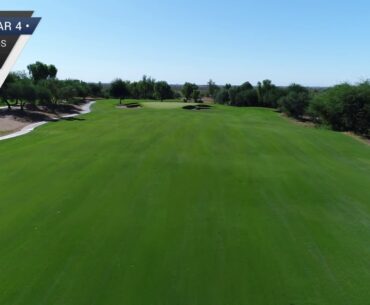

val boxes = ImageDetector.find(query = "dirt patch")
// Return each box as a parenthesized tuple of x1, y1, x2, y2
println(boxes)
(343, 132, 370, 146)
(280, 112, 369, 145)
(201, 97, 214, 103)
(279, 113, 315, 128)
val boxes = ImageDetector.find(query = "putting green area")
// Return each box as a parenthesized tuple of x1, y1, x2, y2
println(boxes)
(141, 101, 196, 109)
(0, 100, 369, 305)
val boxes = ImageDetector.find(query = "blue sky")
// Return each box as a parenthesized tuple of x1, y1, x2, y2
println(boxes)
(3, 0, 370, 85)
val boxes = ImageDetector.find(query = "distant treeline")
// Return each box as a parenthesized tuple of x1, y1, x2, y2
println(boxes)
(211, 79, 370, 138)
(1, 62, 368, 137)
(109, 77, 212, 104)
(109, 76, 178, 103)
(0, 62, 105, 111)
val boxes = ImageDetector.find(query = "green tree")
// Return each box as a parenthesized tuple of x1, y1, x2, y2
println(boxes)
(310, 82, 370, 136)
(256, 80, 284, 108)
(207, 79, 219, 98)
(110, 79, 129, 104)
(192, 87, 201, 102)
(154, 81, 174, 101)
(27, 61, 58, 82)
(7, 79, 38, 111)
(37, 86, 52, 105)
(240, 81, 253, 91)
(182, 82, 199, 102)
(46, 79, 62, 105)
(182, 82, 194, 102)
(234, 89, 258, 106)
(48, 65, 58, 79)
(20, 81, 38, 110)
(76, 82, 90, 101)
(129, 82, 140, 99)
(5, 82, 23, 109)
(60, 85, 77, 102)
(88, 82, 103, 97)
(137, 75, 155, 99)
(215, 89, 230, 104)
(278, 92, 310, 118)
(0, 72, 20, 110)
(278, 84, 310, 118)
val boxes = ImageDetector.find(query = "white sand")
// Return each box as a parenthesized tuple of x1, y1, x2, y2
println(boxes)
(0, 101, 95, 141)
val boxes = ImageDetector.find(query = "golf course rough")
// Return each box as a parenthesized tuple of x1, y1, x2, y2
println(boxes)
(0, 100, 369, 305)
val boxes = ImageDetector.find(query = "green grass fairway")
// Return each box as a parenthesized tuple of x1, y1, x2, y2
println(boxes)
(0, 100, 369, 305)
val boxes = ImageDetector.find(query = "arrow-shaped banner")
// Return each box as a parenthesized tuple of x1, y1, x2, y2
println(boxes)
(0, 17, 41, 35)
(0, 11, 41, 87)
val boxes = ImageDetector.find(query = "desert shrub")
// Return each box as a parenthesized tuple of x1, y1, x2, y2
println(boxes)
(215, 89, 230, 104)
(278, 84, 310, 118)
(310, 82, 370, 136)
(234, 89, 258, 107)
(215, 80, 283, 108)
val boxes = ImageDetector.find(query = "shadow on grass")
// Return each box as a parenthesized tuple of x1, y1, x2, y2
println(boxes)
(61, 117, 86, 122)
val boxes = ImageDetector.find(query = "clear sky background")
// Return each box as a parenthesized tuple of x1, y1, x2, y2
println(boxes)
(3, 0, 370, 86)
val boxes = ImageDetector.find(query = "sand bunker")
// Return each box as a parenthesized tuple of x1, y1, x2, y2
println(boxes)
(183, 104, 212, 111)
(117, 102, 142, 109)
(0, 101, 95, 141)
